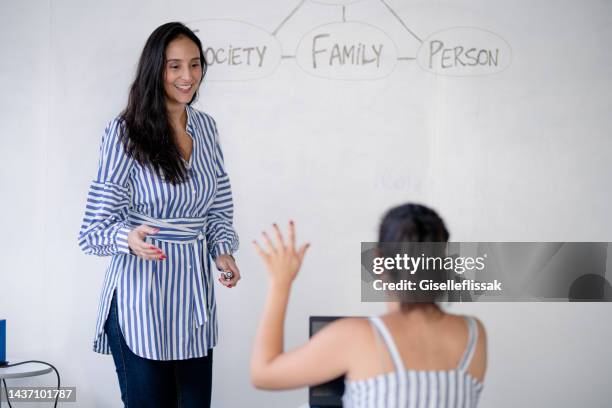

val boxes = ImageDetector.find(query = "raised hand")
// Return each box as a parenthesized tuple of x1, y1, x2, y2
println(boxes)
(253, 221, 310, 288)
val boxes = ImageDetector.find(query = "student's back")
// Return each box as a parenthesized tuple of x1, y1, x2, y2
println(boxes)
(342, 307, 486, 407)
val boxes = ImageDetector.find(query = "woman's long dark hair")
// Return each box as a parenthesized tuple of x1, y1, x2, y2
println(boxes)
(120, 22, 207, 184)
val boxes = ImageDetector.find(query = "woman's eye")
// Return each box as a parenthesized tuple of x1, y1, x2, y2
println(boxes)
(192, 63, 200, 68)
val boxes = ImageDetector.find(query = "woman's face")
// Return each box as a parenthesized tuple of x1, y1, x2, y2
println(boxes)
(163, 35, 203, 108)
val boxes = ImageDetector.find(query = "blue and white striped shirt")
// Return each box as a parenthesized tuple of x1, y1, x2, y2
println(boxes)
(78, 105, 238, 360)
(343, 316, 483, 408)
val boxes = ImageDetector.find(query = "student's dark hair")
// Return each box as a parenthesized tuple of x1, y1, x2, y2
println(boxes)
(119, 22, 207, 184)
(378, 203, 450, 303)
(378, 204, 449, 244)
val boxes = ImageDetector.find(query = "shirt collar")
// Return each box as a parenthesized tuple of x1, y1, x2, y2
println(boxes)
(185, 105, 195, 133)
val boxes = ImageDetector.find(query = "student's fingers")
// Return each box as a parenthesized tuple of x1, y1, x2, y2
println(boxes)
(297, 243, 311, 262)
(261, 231, 276, 254)
(288, 220, 296, 250)
(272, 223, 286, 249)
(252, 240, 269, 259)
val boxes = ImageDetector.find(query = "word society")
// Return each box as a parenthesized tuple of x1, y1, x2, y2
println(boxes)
(204, 45, 268, 67)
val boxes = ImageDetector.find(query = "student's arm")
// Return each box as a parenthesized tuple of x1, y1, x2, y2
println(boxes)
(252, 291, 357, 389)
(250, 222, 355, 390)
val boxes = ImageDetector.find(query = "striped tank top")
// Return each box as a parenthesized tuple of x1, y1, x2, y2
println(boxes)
(342, 316, 483, 408)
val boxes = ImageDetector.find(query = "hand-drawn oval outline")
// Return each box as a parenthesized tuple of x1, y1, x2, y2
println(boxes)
(417, 26, 513, 77)
(186, 19, 282, 81)
(295, 21, 398, 81)
(310, 0, 364, 5)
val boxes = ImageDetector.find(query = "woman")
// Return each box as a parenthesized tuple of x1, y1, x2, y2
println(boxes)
(78, 22, 239, 407)
(251, 204, 487, 407)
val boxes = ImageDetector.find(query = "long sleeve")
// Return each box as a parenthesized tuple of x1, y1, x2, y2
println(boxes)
(206, 118, 239, 259)
(78, 118, 133, 256)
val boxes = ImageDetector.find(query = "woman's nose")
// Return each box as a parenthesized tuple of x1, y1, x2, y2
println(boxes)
(181, 68, 192, 81)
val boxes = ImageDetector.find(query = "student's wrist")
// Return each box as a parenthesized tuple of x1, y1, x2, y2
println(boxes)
(269, 280, 292, 293)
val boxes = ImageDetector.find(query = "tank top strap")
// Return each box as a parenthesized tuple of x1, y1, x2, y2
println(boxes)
(369, 316, 406, 372)
(457, 316, 479, 371)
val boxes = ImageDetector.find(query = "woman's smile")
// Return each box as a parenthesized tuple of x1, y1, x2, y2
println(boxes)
(174, 83, 194, 93)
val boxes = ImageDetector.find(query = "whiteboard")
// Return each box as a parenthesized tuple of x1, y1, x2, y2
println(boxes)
(1, 0, 611, 406)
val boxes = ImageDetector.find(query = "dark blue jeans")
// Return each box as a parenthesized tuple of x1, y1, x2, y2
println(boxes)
(104, 293, 213, 408)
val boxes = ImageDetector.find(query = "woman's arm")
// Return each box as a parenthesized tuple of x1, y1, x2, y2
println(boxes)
(203, 114, 239, 259)
(77, 118, 133, 256)
(250, 222, 355, 390)
(78, 118, 172, 260)
(202, 114, 241, 287)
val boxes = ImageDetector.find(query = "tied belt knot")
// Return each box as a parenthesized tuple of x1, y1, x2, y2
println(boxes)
(127, 211, 209, 326)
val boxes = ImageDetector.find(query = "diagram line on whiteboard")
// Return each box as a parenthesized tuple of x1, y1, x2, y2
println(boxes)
(281, 55, 296, 59)
(342, 5, 346, 22)
(379, 0, 422, 43)
(272, 0, 306, 36)
(397, 57, 416, 60)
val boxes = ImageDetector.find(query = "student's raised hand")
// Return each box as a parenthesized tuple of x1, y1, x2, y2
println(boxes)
(253, 221, 310, 289)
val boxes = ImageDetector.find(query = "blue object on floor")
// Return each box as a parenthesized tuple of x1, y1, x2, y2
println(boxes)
(0, 319, 6, 365)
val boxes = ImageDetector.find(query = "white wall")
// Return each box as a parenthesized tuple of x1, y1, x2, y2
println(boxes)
(1, 0, 611, 406)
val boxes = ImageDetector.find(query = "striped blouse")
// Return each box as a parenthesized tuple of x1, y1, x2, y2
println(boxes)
(78, 105, 238, 360)
(343, 316, 483, 408)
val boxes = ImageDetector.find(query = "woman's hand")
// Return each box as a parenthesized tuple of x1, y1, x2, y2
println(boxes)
(127, 225, 166, 260)
(253, 221, 310, 289)
(215, 254, 241, 288)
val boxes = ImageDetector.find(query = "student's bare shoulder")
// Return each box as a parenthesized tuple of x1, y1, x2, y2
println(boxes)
(442, 313, 487, 377)
(324, 317, 372, 335)
(316, 317, 373, 347)
(320, 317, 380, 364)
(441, 312, 484, 329)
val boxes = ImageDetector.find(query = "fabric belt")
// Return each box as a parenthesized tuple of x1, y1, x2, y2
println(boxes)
(127, 211, 209, 326)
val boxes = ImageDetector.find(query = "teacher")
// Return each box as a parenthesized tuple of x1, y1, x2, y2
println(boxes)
(78, 22, 240, 407)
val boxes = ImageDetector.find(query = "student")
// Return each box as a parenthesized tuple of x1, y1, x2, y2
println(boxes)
(78, 22, 239, 408)
(251, 204, 486, 407)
